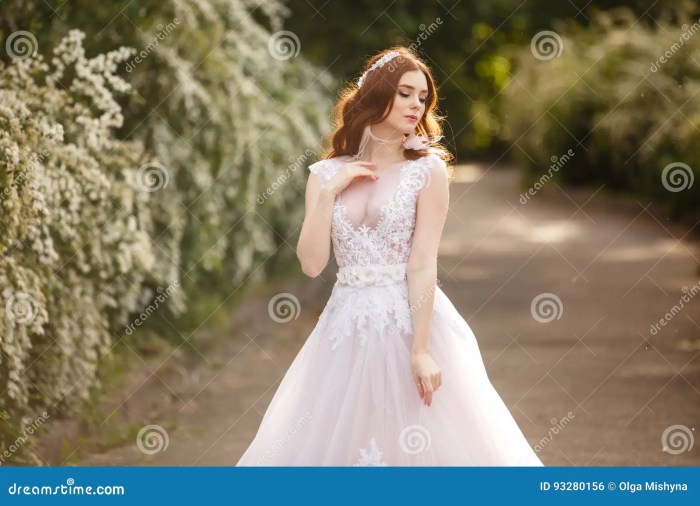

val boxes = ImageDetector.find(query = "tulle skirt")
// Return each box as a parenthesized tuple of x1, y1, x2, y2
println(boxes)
(236, 281, 545, 466)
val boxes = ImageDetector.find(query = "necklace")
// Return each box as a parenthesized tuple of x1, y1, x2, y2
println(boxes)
(367, 126, 405, 145)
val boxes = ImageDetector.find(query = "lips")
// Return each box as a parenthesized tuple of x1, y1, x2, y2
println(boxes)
(406, 115, 418, 121)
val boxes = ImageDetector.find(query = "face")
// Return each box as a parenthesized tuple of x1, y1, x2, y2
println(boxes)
(383, 70, 429, 135)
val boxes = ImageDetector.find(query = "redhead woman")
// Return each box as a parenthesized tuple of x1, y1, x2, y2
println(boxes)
(236, 46, 544, 467)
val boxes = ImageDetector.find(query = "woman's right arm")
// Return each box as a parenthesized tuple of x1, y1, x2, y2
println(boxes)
(296, 160, 378, 277)
(296, 175, 336, 277)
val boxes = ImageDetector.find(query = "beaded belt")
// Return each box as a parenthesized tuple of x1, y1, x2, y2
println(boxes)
(336, 263, 408, 288)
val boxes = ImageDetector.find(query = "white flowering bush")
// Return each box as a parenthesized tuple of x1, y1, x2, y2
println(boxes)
(0, 30, 179, 432)
(122, 0, 334, 285)
(1, 0, 333, 460)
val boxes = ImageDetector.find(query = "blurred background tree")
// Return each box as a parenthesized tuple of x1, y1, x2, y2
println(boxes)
(284, 0, 691, 157)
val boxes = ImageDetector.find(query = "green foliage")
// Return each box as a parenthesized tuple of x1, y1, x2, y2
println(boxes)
(0, 0, 332, 459)
(283, 0, 685, 157)
(501, 6, 700, 223)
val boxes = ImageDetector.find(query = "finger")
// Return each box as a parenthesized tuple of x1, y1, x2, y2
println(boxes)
(424, 380, 434, 405)
(414, 377, 423, 398)
(433, 373, 442, 391)
(353, 169, 378, 181)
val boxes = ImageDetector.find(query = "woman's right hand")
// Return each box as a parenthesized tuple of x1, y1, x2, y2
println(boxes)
(326, 161, 378, 195)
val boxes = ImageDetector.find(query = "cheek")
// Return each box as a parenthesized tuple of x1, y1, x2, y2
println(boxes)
(384, 100, 397, 116)
(395, 98, 417, 118)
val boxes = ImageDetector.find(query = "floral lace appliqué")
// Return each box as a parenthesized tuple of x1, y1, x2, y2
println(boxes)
(353, 437, 388, 466)
(307, 154, 445, 351)
(319, 283, 413, 350)
(327, 157, 434, 267)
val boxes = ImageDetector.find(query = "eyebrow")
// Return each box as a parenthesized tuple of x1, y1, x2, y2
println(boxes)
(398, 84, 428, 94)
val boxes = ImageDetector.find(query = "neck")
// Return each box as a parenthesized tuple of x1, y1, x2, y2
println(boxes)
(364, 125, 406, 161)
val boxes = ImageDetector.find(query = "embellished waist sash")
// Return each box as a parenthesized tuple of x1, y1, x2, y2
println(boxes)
(336, 263, 408, 288)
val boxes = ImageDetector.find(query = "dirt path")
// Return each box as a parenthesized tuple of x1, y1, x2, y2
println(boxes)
(70, 162, 700, 466)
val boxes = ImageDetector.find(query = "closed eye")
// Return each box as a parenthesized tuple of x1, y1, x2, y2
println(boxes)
(399, 92, 427, 104)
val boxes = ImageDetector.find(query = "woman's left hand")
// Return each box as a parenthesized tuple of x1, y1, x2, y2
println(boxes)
(411, 352, 442, 407)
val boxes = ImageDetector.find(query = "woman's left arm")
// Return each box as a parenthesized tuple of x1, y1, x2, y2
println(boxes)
(406, 157, 450, 406)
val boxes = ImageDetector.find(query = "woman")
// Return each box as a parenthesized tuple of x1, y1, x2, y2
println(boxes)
(236, 46, 544, 466)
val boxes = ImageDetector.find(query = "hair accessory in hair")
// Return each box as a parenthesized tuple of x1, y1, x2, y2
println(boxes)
(357, 51, 402, 88)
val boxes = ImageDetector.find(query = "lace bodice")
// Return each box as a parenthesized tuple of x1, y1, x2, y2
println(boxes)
(308, 154, 446, 270)
(306, 153, 447, 350)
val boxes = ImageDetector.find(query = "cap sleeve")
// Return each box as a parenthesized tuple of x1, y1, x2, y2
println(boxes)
(308, 158, 342, 188)
(416, 154, 448, 189)
(427, 153, 448, 173)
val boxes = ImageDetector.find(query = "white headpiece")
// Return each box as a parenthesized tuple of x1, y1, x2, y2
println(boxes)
(357, 51, 401, 88)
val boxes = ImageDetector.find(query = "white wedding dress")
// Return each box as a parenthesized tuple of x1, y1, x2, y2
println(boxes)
(236, 153, 544, 466)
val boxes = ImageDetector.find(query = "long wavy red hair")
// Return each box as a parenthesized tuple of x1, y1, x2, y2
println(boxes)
(324, 46, 454, 180)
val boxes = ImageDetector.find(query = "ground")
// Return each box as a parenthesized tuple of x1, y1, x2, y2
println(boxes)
(37, 161, 700, 466)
